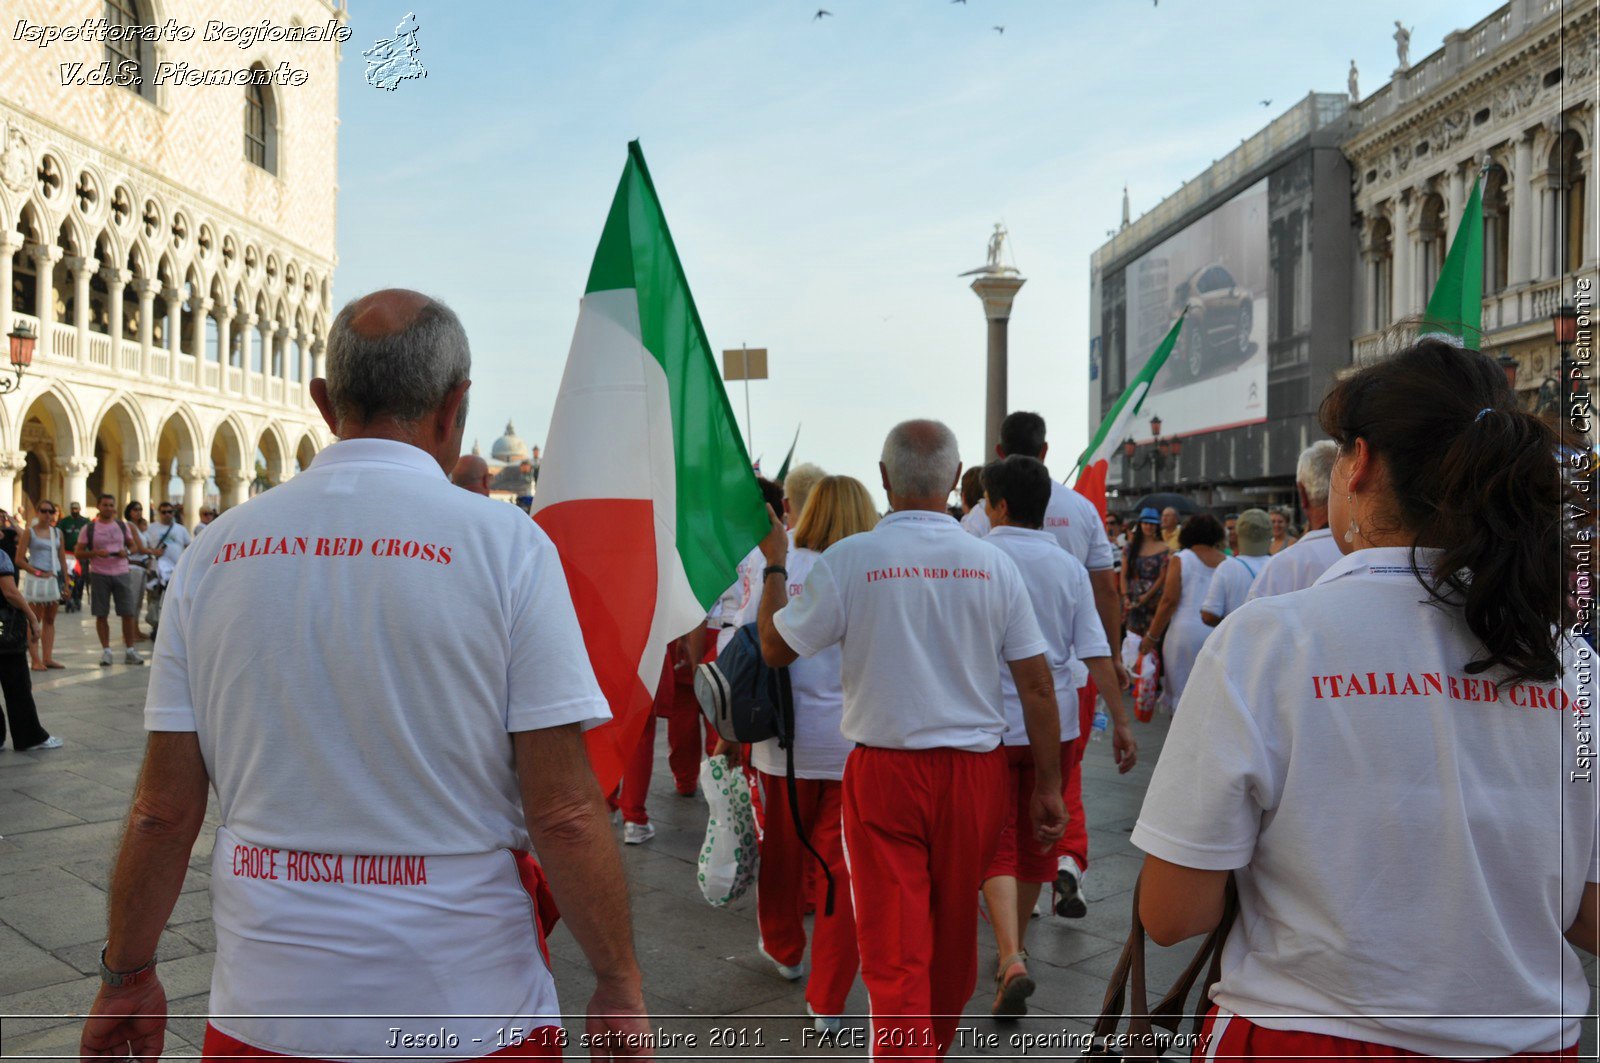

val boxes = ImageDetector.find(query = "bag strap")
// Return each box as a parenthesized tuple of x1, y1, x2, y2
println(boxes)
(777, 668, 836, 917)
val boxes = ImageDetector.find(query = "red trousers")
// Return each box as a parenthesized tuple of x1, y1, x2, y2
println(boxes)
(1058, 682, 1097, 872)
(756, 772, 859, 1016)
(617, 652, 715, 825)
(202, 1024, 563, 1060)
(1195, 1007, 1578, 1062)
(843, 745, 1008, 1060)
(985, 743, 1075, 883)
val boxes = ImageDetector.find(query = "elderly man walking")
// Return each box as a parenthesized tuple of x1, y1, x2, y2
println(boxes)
(80, 290, 650, 1062)
(1247, 441, 1343, 600)
(759, 419, 1067, 1060)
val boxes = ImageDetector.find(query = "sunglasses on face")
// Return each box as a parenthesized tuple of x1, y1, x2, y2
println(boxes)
(38, 509, 55, 515)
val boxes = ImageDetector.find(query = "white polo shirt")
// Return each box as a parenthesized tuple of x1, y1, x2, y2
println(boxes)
(774, 509, 1047, 752)
(962, 479, 1116, 572)
(714, 544, 763, 653)
(985, 526, 1109, 745)
(146, 437, 610, 1060)
(751, 545, 854, 781)
(1132, 547, 1598, 1057)
(1200, 553, 1268, 620)
(1246, 526, 1343, 600)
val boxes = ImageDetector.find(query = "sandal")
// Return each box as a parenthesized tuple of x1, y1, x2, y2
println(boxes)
(991, 950, 1034, 1019)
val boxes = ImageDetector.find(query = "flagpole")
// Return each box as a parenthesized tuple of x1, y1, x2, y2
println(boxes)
(741, 344, 753, 455)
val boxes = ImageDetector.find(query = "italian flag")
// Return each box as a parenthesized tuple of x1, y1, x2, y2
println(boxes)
(532, 142, 769, 793)
(1070, 311, 1188, 514)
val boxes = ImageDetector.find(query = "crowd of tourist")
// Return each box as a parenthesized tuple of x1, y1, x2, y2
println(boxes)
(53, 289, 1597, 1063)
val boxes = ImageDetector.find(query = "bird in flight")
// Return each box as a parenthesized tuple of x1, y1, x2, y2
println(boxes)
(1259, 99, 1272, 106)
(952, 0, 967, 4)
(992, 25, 1005, 34)
(814, 8, 832, 19)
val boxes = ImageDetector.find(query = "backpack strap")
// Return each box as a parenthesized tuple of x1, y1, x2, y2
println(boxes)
(777, 668, 836, 917)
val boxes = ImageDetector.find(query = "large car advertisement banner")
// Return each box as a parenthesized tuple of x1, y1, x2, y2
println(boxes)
(1124, 178, 1268, 438)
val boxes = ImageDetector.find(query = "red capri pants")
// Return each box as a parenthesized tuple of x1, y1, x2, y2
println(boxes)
(984, 742, 1076, 883)
(1195, 1007, 1579, 1063)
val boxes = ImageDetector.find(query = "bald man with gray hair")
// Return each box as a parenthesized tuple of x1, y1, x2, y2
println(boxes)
(1248, 440, 1345, 600)
(757, 418, 1067, 1055)
(451, 453, 492, 496)
(83, 290, 649, 1062)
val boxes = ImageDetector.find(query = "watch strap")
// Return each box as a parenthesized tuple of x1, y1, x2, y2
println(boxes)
(762, 564, 788, 580)
(99, 945, 156, 989)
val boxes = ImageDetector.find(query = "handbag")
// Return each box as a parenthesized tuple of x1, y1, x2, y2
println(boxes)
(1084, 874, 1238, 1061)
(0, 598, 31, 654)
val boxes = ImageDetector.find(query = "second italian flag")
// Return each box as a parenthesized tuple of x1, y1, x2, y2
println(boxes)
(532, 142, 769, 793)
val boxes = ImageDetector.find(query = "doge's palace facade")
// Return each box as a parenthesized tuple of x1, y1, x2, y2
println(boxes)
(0, 0, 342, 527)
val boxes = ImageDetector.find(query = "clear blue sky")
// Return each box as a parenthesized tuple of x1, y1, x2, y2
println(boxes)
(335, 0, 1469, 503)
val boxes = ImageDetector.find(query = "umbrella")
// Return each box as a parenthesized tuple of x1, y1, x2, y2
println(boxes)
(1131, 492, 1200, 516)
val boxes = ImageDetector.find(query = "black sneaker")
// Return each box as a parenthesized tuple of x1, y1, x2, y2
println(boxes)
(1054, 865, 1088, 919)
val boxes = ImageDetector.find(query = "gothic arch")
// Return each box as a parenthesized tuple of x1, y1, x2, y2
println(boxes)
(20, 385, 86, 458)
(90, 392, 152, 464)
(208, 413, 249, 473)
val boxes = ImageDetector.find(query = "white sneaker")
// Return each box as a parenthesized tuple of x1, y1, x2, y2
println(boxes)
(24, 736, 64, 751)
(622, 821, 655, 845)
(1054, 860, 1088, 919)
(807, 1004, 842, 1033)
(124, 648, 145, 666)
(757, 940, 805, 981)
(99, 648, 113, 667)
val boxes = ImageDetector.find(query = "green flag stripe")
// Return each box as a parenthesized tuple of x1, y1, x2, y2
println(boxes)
(1074, 313, 1187, 477)
(1421, 177, 1484, 347)
(586, 142, 768, 606)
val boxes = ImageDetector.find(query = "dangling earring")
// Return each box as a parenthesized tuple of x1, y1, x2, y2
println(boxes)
(1344, 494, 1359, 544)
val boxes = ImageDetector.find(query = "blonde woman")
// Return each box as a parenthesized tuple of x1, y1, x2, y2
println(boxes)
(753, 474, 877, 1033)
(16, 501, 68, 671)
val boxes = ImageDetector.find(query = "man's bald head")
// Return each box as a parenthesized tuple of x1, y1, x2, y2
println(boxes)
(345, 288, 434, 339)
(451, 454, 491, 495)
(323, 290, 470, 427)
(880, 418, 961, 500)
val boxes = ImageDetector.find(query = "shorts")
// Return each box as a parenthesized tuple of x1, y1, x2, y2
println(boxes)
(89, 571, 137, 617)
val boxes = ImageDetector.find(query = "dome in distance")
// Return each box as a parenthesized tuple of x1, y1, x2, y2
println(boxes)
(490, 420, 529, 464)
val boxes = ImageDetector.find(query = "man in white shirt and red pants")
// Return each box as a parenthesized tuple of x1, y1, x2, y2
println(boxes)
(759, 419, 1068, 1060)
(80, 290, 651, 1062)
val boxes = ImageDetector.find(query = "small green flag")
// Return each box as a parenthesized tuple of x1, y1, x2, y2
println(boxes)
(776, 425, 801, 482)
(1421, 176, 1484, 348)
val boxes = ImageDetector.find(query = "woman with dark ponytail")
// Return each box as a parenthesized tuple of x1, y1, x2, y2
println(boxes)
(1128, 338, 1598, 1060)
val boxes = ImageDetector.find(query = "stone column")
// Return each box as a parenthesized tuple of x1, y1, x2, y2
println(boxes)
(68, 256, 97, 356)
(180, 465, 208, 530)
(969, 272, 1027, 452)
(104, 266, 129, 366)
(310, 339, 326, 380)
(135, 278, 158, 375)
(0, 451, 27, 514)
(1510, 132, 1535, 286)
(190, 298, 211, 365)
(1445, 166, 1467, 255)
(0, 234, 19, 326)
(217, 469, 251, 511)
(237, 312, 256, 377)
(217, 309, 234, 387)
(275, 326, 290, 385)
(32, 246, 61, 330)
(163, 287, 183, 380)
(122, 461, 157, 510)
(59, 456, 97, 512)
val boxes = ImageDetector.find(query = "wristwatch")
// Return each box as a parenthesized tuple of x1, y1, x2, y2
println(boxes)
(99, 945, 156, 989)
(763, 564, 788, 580)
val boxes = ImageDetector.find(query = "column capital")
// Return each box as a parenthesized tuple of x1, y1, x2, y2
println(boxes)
(214, 304, 234, 322)
(135, 277, 162, 299)
(310, 339, 326, 355)
(57, 456, 98, 476)
(162, 285, 184, 304)
(215, 470, 252, 489)
(179, 464, 210, 484)
(238, 312, 258, 328)
(122, 460, 161, 479)
(31, 245, 62, 266)
(195, 297, 215, 315)
(99, 266, 131, 288)
(64, 255, 99, 276)
(0, 450, 28, 474)
(0, 231, 23, 253)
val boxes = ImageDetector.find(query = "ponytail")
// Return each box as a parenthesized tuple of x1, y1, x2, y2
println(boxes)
(1320, 338, 1567, 684)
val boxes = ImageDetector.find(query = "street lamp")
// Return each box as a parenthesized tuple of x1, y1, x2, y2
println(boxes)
(1538, 305, 1581, 415)
(1496, 353, 1519, 390)
(1122, 414, 1183, 490)
(1, 320, 36, 395)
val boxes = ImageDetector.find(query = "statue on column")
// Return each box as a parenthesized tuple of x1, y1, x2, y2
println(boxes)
(1348, 59, 1360, 103)
(1393, 22, 1412, 71)
(986, 223, 1008, 270)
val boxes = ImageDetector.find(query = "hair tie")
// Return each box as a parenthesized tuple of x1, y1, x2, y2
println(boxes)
(1474, 407, 1493, 422)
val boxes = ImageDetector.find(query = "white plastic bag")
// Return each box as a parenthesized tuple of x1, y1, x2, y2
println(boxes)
(696, 754, 758, 907)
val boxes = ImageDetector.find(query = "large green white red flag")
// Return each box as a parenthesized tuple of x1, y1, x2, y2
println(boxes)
(532, 142, 769, 793)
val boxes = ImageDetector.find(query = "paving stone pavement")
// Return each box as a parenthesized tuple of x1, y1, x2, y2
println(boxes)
(1, 612, 1595, 1060)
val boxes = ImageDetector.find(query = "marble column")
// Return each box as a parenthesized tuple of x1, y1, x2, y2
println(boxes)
(1445, 166, 1467, 255)
(1392, 198, 1416, 318)
(969, 273, 1027, 452)
(0, 233, 19, 326)
(1510, 133, 1535, 286)
(237, 312, 256, 379)
(163, 287, 183, 381)
(122, 461, 158, 510)
(190, 297, 211, 365)
(104, 266, 129, 368)
(217, 310, 234, 388)
(0, 450, 27, 514)
(68, 256, 97, 357)
(32, 246, 61, 330)
(217, 469, 251, 510)
(136, 278, 158, 375)
(59, 455, 97, 512)
(310, 339, 326, 380)
(180, 465, 208, 530)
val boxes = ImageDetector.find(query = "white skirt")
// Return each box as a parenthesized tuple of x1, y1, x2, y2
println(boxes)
(20, 571, 60, 604)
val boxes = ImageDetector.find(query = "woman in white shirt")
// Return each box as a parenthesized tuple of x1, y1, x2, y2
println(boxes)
(753, 475, 877, 1033)
(1132, 339, 1599, 1059)
(1141, 514, 1226, 710)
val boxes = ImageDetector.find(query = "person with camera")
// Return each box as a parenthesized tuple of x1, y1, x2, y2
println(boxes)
(75, 492, 144, 667)
(1133, 340, 1598, 1059)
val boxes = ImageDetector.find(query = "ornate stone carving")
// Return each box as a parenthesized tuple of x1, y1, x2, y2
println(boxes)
(1493, 73, 1540, 119)
(0, 121, 33, 195)
(179, 464, 210, 484)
